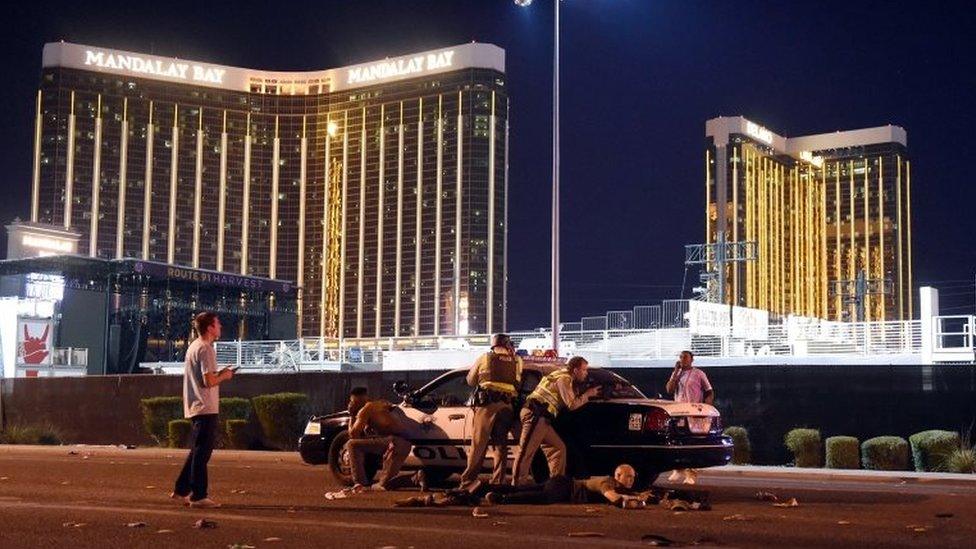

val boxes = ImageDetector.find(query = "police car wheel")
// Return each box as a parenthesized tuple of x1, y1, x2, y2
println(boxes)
(327, 431, 378, 486)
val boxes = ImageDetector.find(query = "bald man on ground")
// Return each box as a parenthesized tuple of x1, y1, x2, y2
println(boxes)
(483, 464, 649, 507)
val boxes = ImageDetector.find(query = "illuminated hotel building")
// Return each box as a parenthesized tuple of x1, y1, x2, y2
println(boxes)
(705, 116, 913, 321)
(31, 42, 508, 338)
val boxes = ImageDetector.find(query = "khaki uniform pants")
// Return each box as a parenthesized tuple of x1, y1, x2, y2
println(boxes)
(347, 435, 412, 487)
(511, 406, 566, 486)
(460, 400, 517, 486)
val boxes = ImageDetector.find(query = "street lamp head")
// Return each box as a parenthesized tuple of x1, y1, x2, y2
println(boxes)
(514, 0, 533, 6)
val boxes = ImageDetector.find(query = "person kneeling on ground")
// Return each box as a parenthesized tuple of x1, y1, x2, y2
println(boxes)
(485, 464, 650, 508)
(344, 387, 414, 491)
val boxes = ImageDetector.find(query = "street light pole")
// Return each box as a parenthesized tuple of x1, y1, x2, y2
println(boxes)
(551, 0, 560, 355)
(516, 0, 560, 355)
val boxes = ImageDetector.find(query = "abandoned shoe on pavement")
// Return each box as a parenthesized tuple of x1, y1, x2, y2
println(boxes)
(667, 469, 683, 483)
(188, 498, 221, 508)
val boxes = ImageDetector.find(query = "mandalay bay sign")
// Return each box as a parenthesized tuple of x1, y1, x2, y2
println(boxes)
(347, 50, 455, 85)
(83, 49, 227, 85)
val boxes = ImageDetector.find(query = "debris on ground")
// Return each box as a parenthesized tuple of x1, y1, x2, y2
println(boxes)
(567, 532, 605, 537)
(641, 533, 676, 546)
(325, 485, 366, 500)
(755, 490, 778, 502)
(230, 489, 248, 495)
(837, 520, 852, 525)
(0, 477, 8, 481)
(472, 507, 489, 518)
(491, 521, 509, 526)
(62, 521, 86, 528)
(67, 451, 78, 456)
(936, 513, 954, 518)
(194, 519, 218, 529)
(263, 537, 282, 542)
(125, 522, 148, 528)
(227, 544, 256, 549)
(722, 514, 753, 522)
(772, 497, 799, 508)
(659, 490, 711, 512)
(144, 485, 156, 489)
(584, 507, 600, 513)
(394, 494, 436, 507)
(156, 529, 174, 534)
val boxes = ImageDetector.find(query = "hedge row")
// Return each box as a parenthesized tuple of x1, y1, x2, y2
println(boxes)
(723, 426, 970, 473)
(143, 393, 308, 450)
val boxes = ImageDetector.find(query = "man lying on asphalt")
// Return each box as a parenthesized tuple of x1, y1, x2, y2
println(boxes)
(345, 387, 415, 491)
(484, 463, 648, 508)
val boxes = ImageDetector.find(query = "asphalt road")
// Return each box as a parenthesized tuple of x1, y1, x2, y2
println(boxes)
(1, 445, 974, 548)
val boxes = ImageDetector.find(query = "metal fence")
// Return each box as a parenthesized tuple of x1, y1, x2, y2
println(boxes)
(208, 318, 926, 371)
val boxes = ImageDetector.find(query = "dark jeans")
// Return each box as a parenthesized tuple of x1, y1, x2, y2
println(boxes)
(494, 475, 574, 504)
(173, 414, 218, 501)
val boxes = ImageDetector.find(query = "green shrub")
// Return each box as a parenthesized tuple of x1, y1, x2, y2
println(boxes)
(140, 397, 183, 446)
(825, 436, 860, 469)
(167, 419, 192, 448)
(785, 428, 822, 467)
(218, 397, 252, 447)
(909, 430, 960, 472)
(724, 426, 751, 465)
(251, 393, 309, 451)
(942, 448, 976, 474)
(225, 419, 252, 450)
(861, 436, 910, 471)
(0, 423, 64, 445)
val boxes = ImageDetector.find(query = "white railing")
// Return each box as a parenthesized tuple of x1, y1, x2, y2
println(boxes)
(932, 315, 975, 362)
(204, 318, 930, 372)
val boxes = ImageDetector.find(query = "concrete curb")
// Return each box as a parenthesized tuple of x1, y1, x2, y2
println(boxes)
(703, 464, 976, 484)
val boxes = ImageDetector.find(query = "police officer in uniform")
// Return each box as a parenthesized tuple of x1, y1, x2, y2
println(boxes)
(458, 333, 523, 488)
(511, 356, 600, 486)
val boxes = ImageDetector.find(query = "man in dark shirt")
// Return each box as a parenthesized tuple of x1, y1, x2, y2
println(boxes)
(484, 464, 648, 508)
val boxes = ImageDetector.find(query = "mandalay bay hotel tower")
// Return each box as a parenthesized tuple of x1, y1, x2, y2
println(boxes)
(31, 42, 508, 339)
(705, 116, 913, 322)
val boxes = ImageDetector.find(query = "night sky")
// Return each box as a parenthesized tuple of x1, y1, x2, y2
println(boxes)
(2, 0, 974, 329)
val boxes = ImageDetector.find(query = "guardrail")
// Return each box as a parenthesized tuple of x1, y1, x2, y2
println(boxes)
(205, 318, 931, 371)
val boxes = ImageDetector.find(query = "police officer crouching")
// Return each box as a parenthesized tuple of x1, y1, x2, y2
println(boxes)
(511, 356, 599, 486)
(458, 333, 523, 489)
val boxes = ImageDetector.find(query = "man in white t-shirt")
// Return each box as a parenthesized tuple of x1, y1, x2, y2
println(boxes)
(666, 350, 714, 404)
(171, 312, 235, 508)
(665, 350, 714, 484)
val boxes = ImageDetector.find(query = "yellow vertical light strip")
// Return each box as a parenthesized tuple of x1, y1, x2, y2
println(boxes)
(64, 91, 76, 230)
(834, 163, 841, 320)
(376, 105, 386, 338)
(31, 90, 42, 222)
(320, 116, 331, 337)
(168, 104, 179, 265)
(878, 156, 885, 320)
(297, 116, 308, 331)
(395, 102, 405, 337)
(116, 97, 128, 259)
(217, 111, 228, 271)
(896, 155, 904, 319)
(241, 112, 251, 274)
(434, 95, 443, 335)
(339, 110, 350, 337)
(863, 158, 870, 321)
(732, 145, 740, 305)
(414, 99, 423, 336)
(705, 149, 711, 248)
(455, 90, 464, 333)
(357, 108, 366, 338)
(743, 147, 750, 306)
(789, 166, 795, 313)
(821, 166, 828, 318)
(848, 160, 855, 284)
(90, 94, 102, 257)
(487, 93, 496, 333)
(142, 101, 154, 260)
(270, 116, 280, 279)
(906, 160, 913, 319)
(192, 109, 203, 268)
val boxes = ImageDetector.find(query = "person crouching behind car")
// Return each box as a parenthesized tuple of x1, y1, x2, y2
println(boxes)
(345, 387, 414, 491)
(511, 356, 600, 486)
(485, 464, 649, 508)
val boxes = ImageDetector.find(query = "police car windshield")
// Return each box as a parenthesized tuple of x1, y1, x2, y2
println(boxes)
(582, 369, 645, 399)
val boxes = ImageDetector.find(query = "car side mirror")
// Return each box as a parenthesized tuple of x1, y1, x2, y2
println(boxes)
(392, 381, 411, 398)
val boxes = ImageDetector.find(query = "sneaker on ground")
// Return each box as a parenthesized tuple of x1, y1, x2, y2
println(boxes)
(667, 469, 683, 483)
(188, 498, 221, 508)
